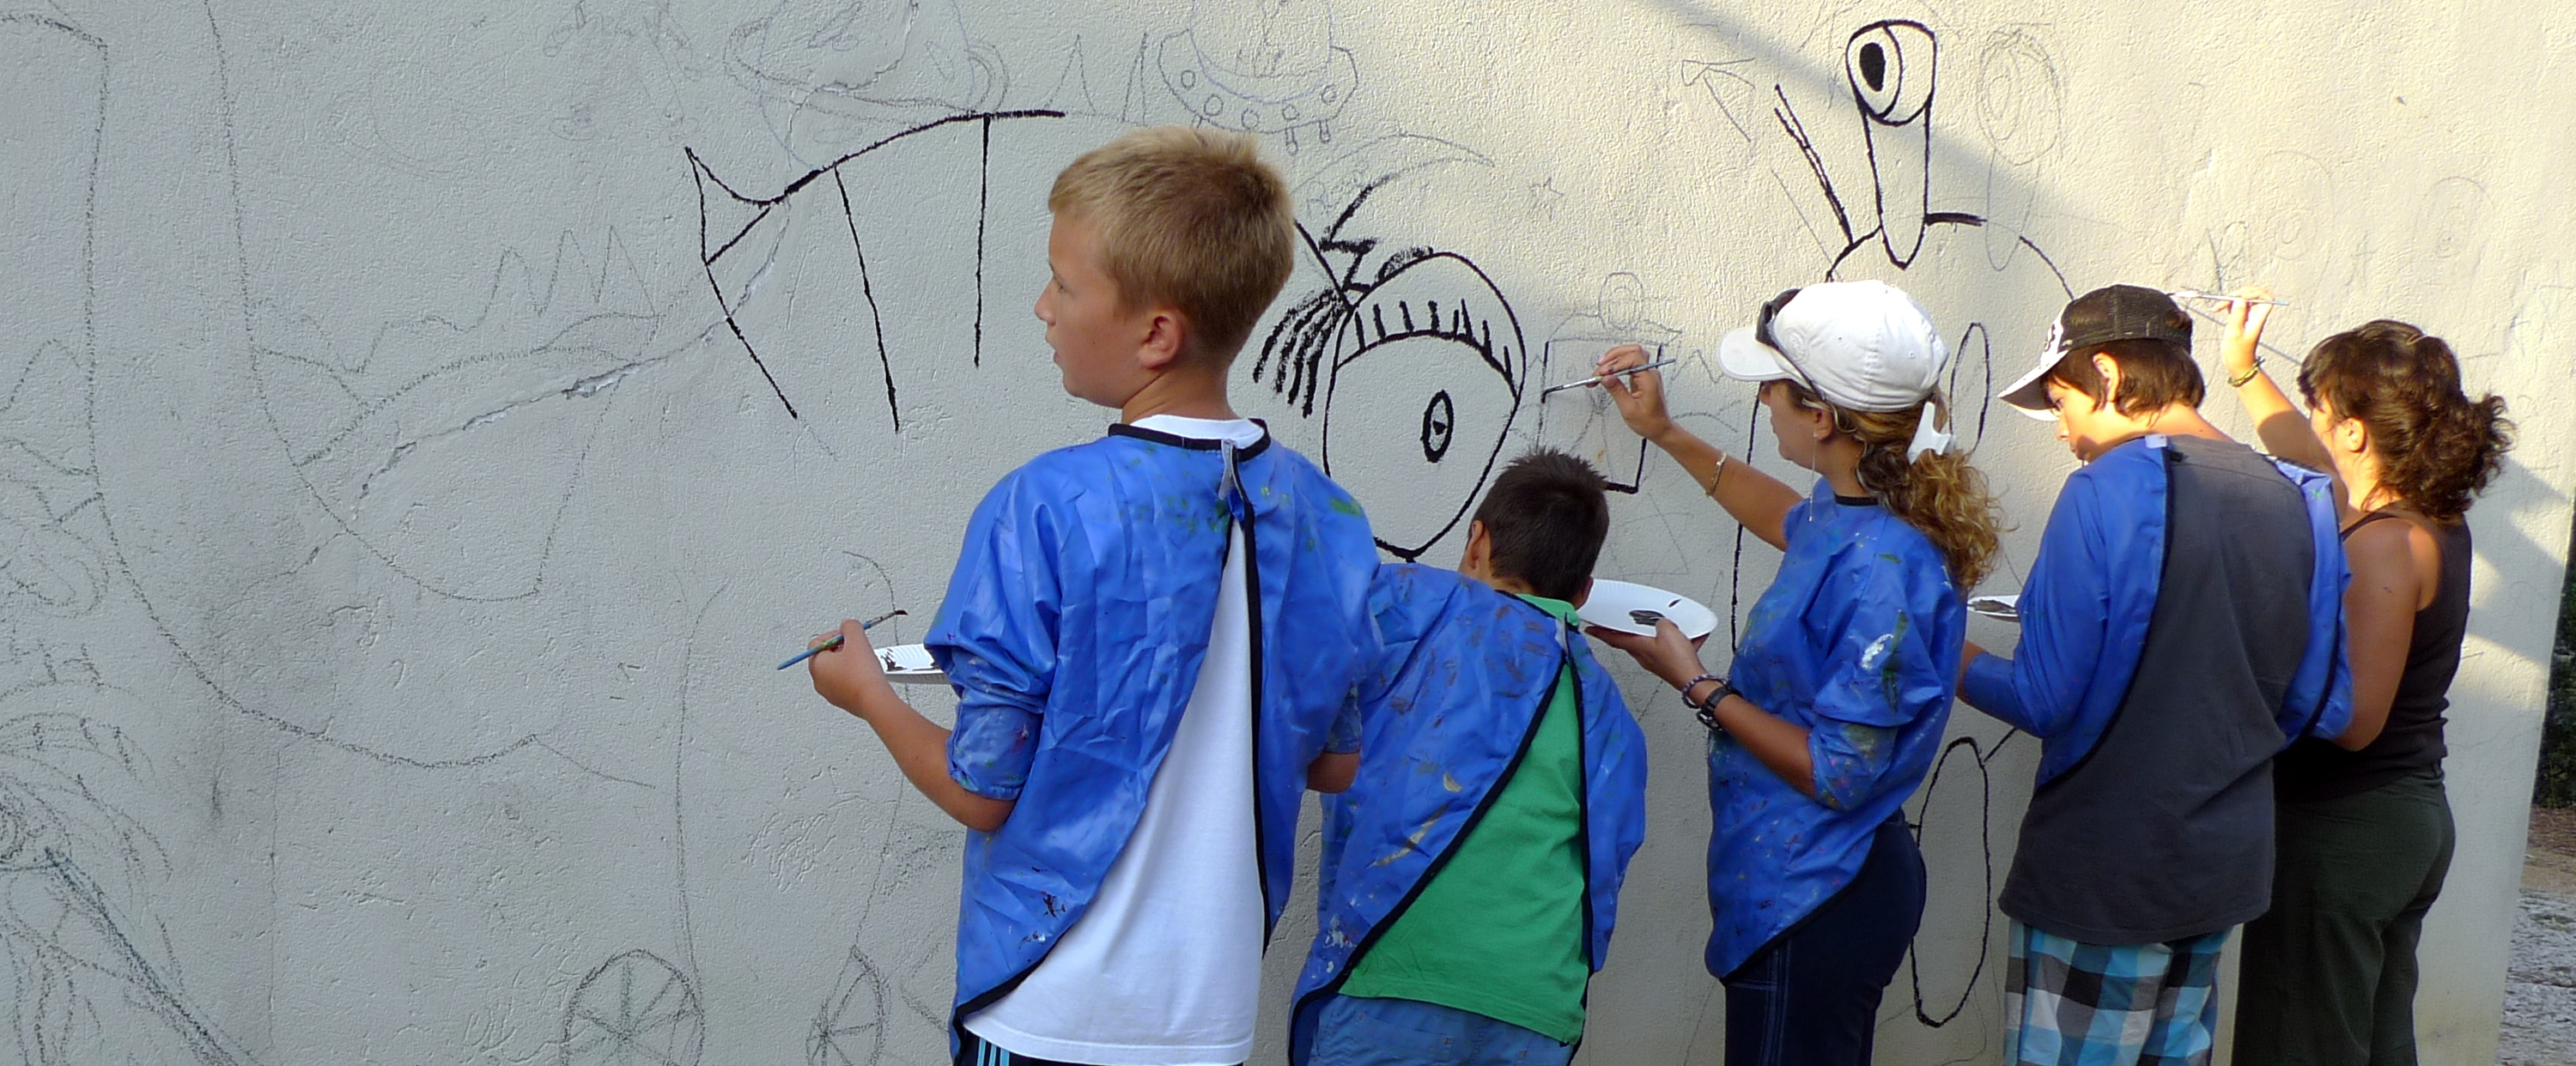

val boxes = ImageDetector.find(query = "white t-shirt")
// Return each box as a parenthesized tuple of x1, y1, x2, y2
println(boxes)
(963, 415, 1267, 1066)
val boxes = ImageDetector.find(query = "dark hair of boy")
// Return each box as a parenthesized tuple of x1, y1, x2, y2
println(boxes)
(2044, 337, 2207, 415)
(1471, 448, 1611, 603)
(2032, 285, 2205, 416)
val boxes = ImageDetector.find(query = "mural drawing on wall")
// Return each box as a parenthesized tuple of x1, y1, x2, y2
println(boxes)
(2, 2, 2562, 1065)
(687, 108, 1066, 424)
(1679, 16, 2094, 1042)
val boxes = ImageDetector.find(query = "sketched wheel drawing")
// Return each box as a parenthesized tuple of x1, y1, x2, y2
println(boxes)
(808, 946, 890, 1066)
(561, 950, 704, 1066)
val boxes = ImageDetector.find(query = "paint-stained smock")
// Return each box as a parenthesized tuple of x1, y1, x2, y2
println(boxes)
(1704, 485, 1963, 980)
(1289, 565, 1648, 1065)
(927, 424, 1379, 1051)
(1958, 435, 2352, 784)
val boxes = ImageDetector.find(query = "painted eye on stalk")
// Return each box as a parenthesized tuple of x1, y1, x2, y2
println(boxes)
(1847, 20, 1937, 126)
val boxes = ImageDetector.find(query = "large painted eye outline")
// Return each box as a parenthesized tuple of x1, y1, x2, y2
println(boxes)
(1847, 21, 1937, 126)
(1312, 251, 1528, 560)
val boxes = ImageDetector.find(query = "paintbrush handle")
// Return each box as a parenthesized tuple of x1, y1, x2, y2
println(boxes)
(776, 609, 904, 670)
(1543, 357, 1679, 397)
(2169, 290, 2290, 307)
(777, 634, 845, 670)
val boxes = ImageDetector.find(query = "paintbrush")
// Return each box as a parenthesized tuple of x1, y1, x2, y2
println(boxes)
(2166, 289, 2291, 307)
(1541, 357, 1680, 397)
(777, 609, 907, 670)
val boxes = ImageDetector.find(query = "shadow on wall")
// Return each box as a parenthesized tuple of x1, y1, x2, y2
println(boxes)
(2537, 512, 2576, 807)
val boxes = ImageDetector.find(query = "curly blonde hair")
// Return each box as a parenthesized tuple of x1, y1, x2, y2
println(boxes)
(1783, 381, 2003, 590)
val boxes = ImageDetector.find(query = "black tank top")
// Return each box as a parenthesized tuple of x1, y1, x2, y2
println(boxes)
(2275, 512, 2472, 802)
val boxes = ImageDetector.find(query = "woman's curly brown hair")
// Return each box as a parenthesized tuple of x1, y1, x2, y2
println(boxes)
(2296, 320, 2513, 524)
(1783, 381, 2003, 590)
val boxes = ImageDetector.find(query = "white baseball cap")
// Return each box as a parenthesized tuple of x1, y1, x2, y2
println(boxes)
(1716, 281, 1957, 457)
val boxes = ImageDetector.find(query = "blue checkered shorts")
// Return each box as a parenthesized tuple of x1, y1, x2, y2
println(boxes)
(2003, 922, 2229, 1066)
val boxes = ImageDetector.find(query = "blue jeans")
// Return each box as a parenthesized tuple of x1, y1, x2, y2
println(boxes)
(1720, 817, 1927, 1066)
(1309, 995, 1576, 1066)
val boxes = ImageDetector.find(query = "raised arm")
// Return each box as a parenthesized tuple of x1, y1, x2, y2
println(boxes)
(1595, 344, 1802, 550)
(2218, 298, 2339, 480)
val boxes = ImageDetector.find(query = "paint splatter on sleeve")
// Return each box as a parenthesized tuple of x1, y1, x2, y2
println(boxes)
(929, 471, 1062, 800)
(1804, 563, 1949, 809)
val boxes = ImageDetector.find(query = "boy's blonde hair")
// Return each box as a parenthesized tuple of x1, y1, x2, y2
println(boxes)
(1048, 126, 1297, 362)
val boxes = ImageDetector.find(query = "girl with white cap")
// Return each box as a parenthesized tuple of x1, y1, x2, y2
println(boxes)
(1589, 280, 1999, 1066)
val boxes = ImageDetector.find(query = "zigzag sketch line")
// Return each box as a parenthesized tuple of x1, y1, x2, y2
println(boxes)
(686, 109, 1066, 421)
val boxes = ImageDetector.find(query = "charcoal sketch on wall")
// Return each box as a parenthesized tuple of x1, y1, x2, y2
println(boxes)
(1, 3, 2567, 1066)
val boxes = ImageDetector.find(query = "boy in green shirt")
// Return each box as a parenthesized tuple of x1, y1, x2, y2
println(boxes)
(1289, 449, 1651, 1065)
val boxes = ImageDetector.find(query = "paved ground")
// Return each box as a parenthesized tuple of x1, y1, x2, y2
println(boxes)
(2502, 805, 2576, 1066)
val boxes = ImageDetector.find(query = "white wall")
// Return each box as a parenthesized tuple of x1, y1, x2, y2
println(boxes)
(3, 2, 2569, 1063)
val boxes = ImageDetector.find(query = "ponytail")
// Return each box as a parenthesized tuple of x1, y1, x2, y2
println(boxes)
(1784, 382, 2004, 589)
(2297, 320, 2514, 524)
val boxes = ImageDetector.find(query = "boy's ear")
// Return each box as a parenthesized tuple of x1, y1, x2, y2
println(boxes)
(2091, 353, 2124, 409)
(1134, 306, 1190, 371)
(1459, 520, 1492, 577)
(1570, 575, 1593, 609)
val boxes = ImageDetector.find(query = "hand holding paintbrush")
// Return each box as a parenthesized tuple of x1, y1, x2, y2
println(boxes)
(1542, 354, 1680, 397)
(779, 609, 905, 669)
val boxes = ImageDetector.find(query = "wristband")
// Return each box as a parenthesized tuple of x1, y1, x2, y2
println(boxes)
(1704, 451, 1730, 498)
(2227, 359, 2264, 389)
(1683, 673, 1736, 733)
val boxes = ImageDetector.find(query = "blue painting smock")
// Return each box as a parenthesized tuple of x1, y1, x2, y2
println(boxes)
(1704, 484, 1964, 979)
(1959, 435, 2351, 784)
(1289, 565, 1648, 1065)
(926, 424, 1379, 1051)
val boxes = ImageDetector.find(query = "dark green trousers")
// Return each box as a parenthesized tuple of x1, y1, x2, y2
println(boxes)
(2233, 768, 2454, 1066)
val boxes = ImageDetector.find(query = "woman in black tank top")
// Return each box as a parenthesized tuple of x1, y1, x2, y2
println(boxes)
(2213, 307, 2512, 1065)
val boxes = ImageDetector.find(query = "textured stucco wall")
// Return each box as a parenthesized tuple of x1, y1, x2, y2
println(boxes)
(3, 2, 2569, 1064)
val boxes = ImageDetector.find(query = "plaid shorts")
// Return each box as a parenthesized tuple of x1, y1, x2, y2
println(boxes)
(2003, 922, 2230, 1066)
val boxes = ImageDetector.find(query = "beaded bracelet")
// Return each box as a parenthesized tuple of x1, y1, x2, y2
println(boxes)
(1682, 673, 1735, 733)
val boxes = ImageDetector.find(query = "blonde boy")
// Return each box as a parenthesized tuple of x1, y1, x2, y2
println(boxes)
(805, 127, 1381, 1066)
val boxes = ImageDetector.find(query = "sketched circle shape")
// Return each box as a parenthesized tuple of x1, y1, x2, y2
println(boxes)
(1975, 29, 2063, 166)
(561, 950, 705, 1066)
(808, 947, 889, 1066)
(2251, 152, 2334, 263)
(2421, 176, 2487, 261)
